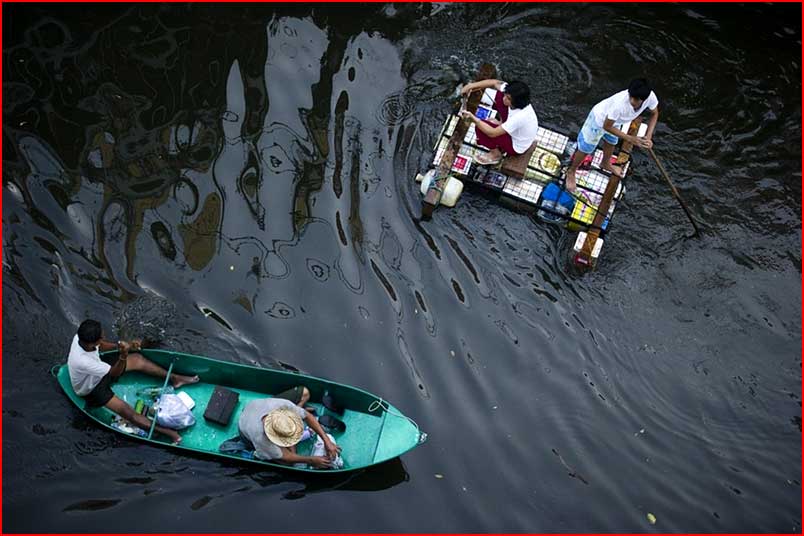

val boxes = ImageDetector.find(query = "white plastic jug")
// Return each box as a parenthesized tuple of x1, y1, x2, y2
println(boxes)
(439, 176, 464, 207)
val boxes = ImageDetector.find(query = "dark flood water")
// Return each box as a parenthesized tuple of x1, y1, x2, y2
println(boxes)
(3, 3, 801, 532)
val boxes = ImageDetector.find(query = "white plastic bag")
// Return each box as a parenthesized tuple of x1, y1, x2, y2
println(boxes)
(156, 393, 196, 429)
(311, 433, 344, 469)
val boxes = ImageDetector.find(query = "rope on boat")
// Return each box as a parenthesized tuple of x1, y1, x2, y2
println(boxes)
(50, 364, 61, 377)
(368, 398, 428, 444)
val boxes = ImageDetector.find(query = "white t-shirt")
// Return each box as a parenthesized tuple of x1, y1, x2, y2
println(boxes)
(500, 83, 539, 154)
(67, 334, 110, 395)
(591, 89, 659, 126)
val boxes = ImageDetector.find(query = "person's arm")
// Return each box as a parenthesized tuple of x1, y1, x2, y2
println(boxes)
(602, 117, 635, 142)
(304, 412, 341, 460)
(460, 79, 505, 96)
(99, 338, 142, 352)
(644, 106, 659, 144)
(98, 339, 120, 352)
(459, 111, 506, 138)
(279, 448, 333, 469)
(603, 117, 652, 148)
(108, 341, 129, 379)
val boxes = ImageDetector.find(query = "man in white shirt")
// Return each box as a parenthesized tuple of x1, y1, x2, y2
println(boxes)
(565, 78, 660, 191)
(459, 79, 539, 165)
(67, 319, 199, 443)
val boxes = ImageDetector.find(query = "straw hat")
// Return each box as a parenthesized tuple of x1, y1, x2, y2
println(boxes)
(263, 407, 304, 447)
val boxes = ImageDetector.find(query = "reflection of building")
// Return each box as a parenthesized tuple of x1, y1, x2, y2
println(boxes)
(82, 84, 219, 198)
(6, 5, 430, 350)
(80, 86, 224, 273)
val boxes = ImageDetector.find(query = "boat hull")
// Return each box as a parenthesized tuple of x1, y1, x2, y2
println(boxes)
(55, 349, 424, 473)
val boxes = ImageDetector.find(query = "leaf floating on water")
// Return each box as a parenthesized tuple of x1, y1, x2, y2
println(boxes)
(647, 513, 657, 525)
(434, 473, 444, 479)
(191, 495, 213, 511)
(63, 499, 121, 512)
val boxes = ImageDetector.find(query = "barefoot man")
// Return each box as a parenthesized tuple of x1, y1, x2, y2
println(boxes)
(458, 79, 539, 166)
(565, 78, 659, 191)
(67, 319, 199, 443)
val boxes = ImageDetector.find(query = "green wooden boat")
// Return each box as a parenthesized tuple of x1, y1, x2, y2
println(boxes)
(54, 349, 426, 473)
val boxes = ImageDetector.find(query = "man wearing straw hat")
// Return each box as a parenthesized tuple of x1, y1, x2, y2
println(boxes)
(238, 396, 340, 468)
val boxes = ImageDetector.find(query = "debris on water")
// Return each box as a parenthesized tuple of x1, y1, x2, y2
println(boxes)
(552, 448, 590, 485)
(635, 428, 645, 436)
(115, 294, 175, 343)
(229, 265, 235, 271)
(647, 513, 657, 525)
(492, 405, 497, 410)
(434, 473, 443, 479)
(450, 350, 455, 357)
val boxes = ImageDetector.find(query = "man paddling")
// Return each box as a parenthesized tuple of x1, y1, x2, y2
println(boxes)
(565, 78, 660, 191)
(67, 319, 199, 443)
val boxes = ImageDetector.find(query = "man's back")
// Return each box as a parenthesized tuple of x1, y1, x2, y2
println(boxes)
(238, 398, 305, 460)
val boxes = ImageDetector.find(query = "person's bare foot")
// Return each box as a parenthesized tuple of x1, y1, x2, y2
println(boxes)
(476, 149, 503, 165)
(602, 163, 624, 178)
(565, 169, 577, 192)
(171, 374, 200, 389)
(165, 430, 182, 444)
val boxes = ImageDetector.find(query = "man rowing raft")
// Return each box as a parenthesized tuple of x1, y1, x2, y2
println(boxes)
(565, 78, 660, 192)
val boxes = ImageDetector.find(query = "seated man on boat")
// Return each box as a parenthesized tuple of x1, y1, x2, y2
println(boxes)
(67, 319, 199, 444)
(565, 78, 660, 191)
(458, 79, 539, 165)
(238, 395, 341, 469)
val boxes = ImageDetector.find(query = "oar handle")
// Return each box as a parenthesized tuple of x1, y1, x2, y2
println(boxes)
(648, 148, 701, 237)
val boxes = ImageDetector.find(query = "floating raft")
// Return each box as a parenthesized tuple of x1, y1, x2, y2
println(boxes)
(417, 86, 648, 268)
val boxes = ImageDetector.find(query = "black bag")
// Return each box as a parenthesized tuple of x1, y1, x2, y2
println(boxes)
(322, 392, 344, 415)
(204, 386, 240, 426)
(318, 414, 346, 434)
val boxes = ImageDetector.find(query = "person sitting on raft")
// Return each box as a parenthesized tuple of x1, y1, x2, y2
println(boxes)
(459, 79, 539, 165)
(67, 319, 199, 444)
(238, 387, 341, 469)
(565, 78, 659, 192)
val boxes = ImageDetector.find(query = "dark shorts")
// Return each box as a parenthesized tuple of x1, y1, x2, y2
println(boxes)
(82, 354, 126, 408)
(275, 386, 304, 405)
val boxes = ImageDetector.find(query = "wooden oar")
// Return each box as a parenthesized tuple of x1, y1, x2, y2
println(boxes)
(647, 147, 700, 237)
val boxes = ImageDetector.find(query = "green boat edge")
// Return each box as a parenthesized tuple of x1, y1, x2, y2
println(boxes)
(54, 349, 427, 474)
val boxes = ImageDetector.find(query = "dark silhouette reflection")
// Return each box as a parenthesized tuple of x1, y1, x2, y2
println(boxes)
(228, 456, 410, 497)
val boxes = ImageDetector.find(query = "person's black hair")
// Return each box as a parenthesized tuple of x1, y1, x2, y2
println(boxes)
(628, 78, 652, 101)
(504, 80, 531, 109)
(77, 319, 102, 344)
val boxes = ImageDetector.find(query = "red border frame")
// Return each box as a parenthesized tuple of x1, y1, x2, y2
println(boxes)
(0, 2, 801, 535)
